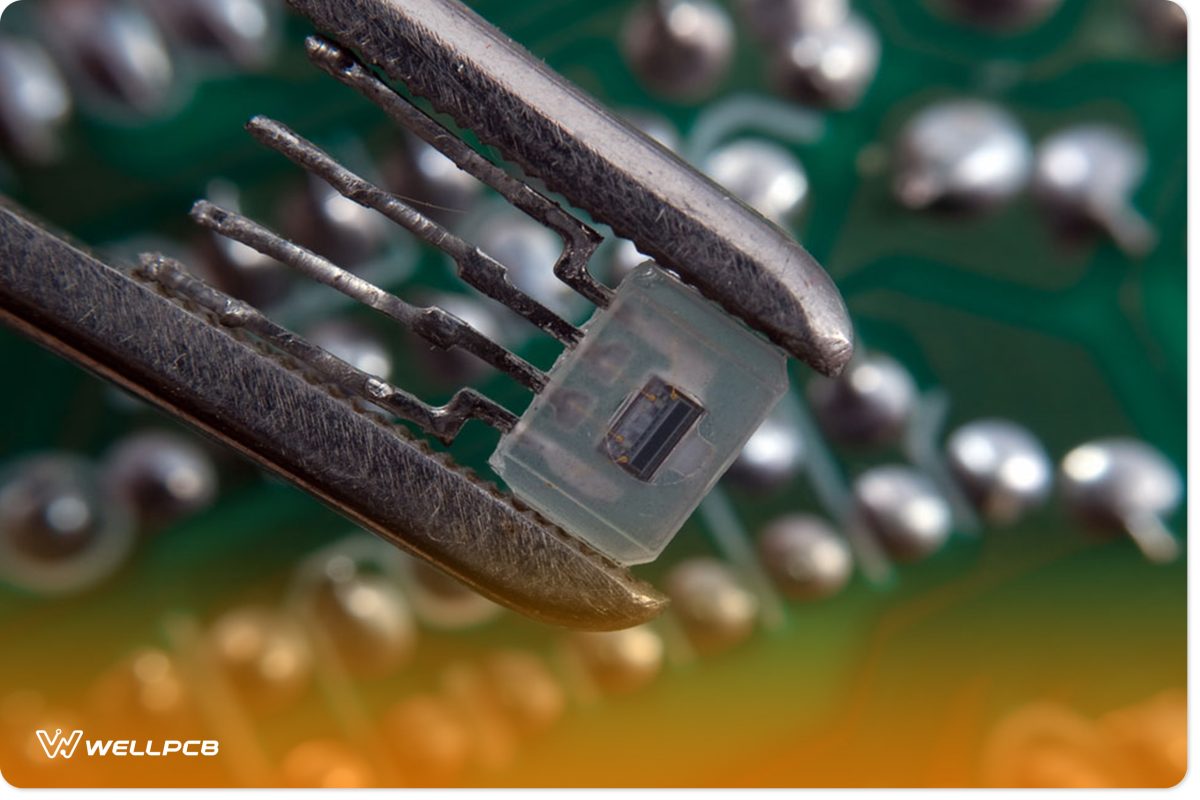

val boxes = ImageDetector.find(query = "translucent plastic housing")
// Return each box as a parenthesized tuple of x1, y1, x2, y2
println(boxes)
(490, 263, 788, 565)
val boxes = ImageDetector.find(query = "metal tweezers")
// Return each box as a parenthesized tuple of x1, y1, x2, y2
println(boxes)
(0, 0, 852, 630)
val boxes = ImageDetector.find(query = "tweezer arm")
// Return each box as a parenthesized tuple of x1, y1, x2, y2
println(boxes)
(0, 201, 665, 630)
(288, 0, 853, 376)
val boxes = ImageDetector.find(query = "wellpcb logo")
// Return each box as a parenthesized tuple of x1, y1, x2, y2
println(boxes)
(35, 729, 83, 760)
(36, 728, 219, 760)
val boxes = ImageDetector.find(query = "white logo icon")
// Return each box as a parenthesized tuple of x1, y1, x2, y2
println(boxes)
(33, 728, 220, 759)
(36, 728, 83, 760)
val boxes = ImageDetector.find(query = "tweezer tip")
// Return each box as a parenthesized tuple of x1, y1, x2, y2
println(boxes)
(535, 578, 669, 632)
(608, 591, 670, 631)
(770, 269, 855, 377)
(812, 323, 855, 378)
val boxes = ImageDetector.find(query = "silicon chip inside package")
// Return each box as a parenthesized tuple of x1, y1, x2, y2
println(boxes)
(490, 262, 788, 565)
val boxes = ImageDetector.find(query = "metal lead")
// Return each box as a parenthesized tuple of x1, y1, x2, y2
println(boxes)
(138, 254, 518, 442)
(245, 116, 583, 346)
(304, 37, 613, 309)
(190, 200, 549, 392)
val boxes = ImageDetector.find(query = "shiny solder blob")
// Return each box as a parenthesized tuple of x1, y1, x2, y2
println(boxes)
(1060, 438, 1182, 564)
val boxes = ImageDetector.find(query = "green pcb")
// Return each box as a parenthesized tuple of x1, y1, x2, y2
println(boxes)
(0, 0, 1186, 788)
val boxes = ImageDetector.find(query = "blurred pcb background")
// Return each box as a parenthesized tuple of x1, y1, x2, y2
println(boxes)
(0, 0, 1187, 788)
